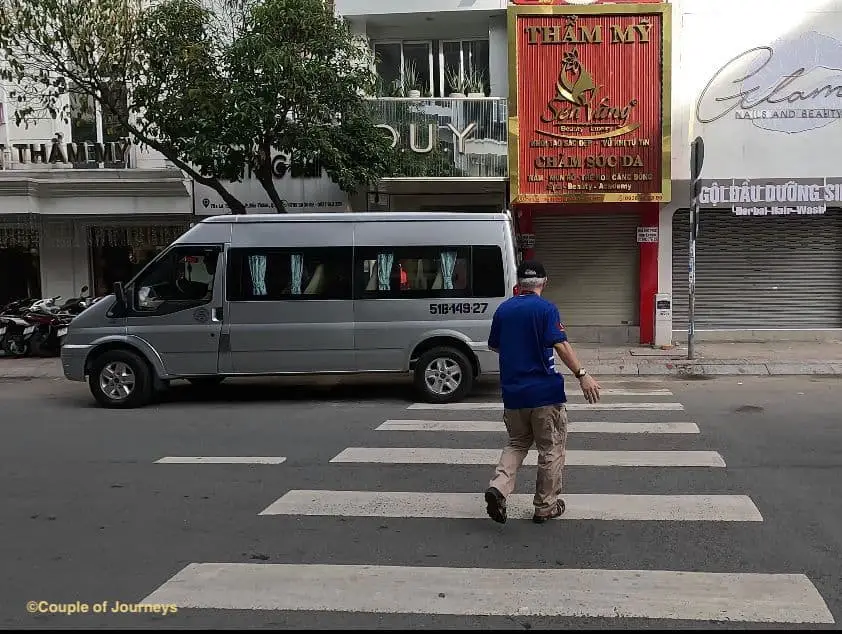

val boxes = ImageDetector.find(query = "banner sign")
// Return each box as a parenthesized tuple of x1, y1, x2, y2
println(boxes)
(508, 3, 671, 204)
(698, 178, 842, 216)
(192, 156, 348, 216)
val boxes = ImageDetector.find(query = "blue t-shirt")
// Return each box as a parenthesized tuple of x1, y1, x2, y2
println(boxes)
(487, 293, 568, 410)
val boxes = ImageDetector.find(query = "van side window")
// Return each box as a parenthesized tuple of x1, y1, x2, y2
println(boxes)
(132, 245, 221, 314)
(228, 247, 352, 301)
(472, 246, 506, 298)
(356, 247, 470, 298)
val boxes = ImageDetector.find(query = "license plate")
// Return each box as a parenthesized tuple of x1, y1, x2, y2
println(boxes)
(58, 328, 68, 337)
(23, 326, 34, 335)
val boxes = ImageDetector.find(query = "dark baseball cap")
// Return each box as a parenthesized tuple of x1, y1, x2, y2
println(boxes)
(517, 259, 547, 279)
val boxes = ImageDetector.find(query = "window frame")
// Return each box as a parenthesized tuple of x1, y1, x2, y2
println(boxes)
(353, 244, 505, 300)
(438, 38, 491, 97)
(226, 246, 354, 302)
(372, 39, 435, 97)
(126, 243, 222, 317)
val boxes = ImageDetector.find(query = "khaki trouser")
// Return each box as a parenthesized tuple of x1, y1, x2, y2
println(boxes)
(489, 404, 569, 514)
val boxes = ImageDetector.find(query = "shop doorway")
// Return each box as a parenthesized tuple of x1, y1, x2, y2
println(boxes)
(89, 225, 190, 297)
(0, 247, 41, 306)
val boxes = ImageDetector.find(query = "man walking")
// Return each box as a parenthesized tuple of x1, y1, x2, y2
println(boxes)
(484, 259, 601, 524)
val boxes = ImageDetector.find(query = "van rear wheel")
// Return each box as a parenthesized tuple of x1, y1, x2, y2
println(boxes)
(414, 347, 473, 404)
(89, 349, 153, 409)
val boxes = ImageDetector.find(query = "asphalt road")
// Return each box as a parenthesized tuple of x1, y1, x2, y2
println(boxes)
(0, 374, 840, 629)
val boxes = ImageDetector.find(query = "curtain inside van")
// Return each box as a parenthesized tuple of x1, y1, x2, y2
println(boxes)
(290, 254, 304, 295)
(248, 255, 267, 296)
(376, 252, 393, 291)
(440, 250, 456, 290)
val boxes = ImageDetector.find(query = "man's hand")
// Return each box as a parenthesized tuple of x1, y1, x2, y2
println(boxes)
(579, 374, 601, 404)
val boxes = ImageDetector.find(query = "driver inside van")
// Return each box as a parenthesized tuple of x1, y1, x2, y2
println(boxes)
(175, 252, 217, 301)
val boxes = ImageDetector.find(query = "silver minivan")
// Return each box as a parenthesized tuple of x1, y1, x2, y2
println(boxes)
(61, 211, 519, 408)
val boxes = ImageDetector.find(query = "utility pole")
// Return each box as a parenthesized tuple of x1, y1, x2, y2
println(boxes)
(688, 136, 704, 360)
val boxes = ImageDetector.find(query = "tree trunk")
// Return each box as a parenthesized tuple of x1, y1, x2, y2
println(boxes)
(122, 125, 249, 214)
(256, 161, 287, 214)
(209, 179, 248, 215)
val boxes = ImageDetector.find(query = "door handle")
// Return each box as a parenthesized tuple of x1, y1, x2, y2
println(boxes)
(212, 307, 223, 322)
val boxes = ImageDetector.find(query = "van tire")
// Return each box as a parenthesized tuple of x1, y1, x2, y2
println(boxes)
(414, 346, 474, 404)
(88, 349, 153, 409)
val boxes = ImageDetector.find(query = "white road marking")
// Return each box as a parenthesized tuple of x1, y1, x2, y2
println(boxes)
(573, 389, 674, 396)
(407, 402, 685, 411)
(376, 420, 700, 434)
(329, 448, 726, 467)
(140, 563, 834, 623)
(260, 491, 762, 521)
(154, 457, 287, 464)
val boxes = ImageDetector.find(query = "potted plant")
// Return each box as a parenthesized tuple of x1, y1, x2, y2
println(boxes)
(402, 60, 422, 98)
(466, 69, 487, 98)
(445, 66, 467, 98)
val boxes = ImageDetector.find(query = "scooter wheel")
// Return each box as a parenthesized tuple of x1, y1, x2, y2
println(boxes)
(3, 338, 30, 358)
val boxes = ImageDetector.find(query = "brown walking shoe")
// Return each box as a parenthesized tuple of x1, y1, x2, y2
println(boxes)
(484, 487, 507, 524)
(532, 499, 566, 524)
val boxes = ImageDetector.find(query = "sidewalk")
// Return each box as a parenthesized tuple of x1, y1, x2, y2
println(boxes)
(3, 341, 842, 379)
(573, 340, 842, 376)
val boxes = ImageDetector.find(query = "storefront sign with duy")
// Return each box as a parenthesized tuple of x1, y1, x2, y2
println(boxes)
(508, 3, 671, 204)
(192, 154, 349, 215)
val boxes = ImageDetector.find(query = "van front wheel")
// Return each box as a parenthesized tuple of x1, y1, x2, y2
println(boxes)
(89, 349, 153, 409)
(414, 347, 474, 404)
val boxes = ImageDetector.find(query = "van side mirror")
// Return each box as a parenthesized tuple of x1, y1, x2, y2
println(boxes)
(113, 282, 126, 308)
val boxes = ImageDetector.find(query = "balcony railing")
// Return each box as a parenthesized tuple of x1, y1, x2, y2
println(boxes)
(368, 97, 508, 178)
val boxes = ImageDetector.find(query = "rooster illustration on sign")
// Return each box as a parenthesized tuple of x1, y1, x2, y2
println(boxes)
(556, 48, 597, 106)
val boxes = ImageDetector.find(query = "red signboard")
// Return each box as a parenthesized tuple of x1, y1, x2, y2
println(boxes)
(508, 3, 671, 204)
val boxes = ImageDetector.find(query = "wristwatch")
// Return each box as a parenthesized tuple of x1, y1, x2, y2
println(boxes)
(575, 368, 588, 379)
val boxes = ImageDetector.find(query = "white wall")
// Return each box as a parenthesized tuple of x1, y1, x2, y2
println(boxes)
(488, 14, 508, 98)
(337, 0, 505, 16)
(671, 0, 842, 182)
(38, 218, 89, 300)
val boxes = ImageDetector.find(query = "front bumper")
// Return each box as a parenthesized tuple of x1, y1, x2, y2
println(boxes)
(61, 344, 92, 382)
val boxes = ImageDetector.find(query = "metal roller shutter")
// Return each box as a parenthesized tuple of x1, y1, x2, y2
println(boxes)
(533, 214, 640, 325)
(672, 209, 842, 329)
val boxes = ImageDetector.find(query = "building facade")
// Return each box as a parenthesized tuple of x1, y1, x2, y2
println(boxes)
(666, 0, 842, 342)
(342, 0, 669, 344)
(0, 86, 193, 306)
(343, 0, 842, 344)
(4, 0, 841, 346)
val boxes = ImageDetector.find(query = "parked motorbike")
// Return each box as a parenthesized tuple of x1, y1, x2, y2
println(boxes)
(0, 286, 91, 357)
(1, 315, 37, 357)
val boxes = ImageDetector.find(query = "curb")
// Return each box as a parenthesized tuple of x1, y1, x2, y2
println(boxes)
(2, 362, 842, 381)
(589, 362, 842, 377)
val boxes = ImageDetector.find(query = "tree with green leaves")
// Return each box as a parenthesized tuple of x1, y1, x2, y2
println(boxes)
(0, 0, 396, 213)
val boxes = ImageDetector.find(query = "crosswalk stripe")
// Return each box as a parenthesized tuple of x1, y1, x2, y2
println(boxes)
(566, 389, 675, 396)
(407, 402, 685, 411)
(259, 491, 762, 521)
(376, 420, 700, 434)
(140, 563, 834, 623)
(154, 457, 287, 464)
(329, 448, 726, 467)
